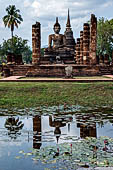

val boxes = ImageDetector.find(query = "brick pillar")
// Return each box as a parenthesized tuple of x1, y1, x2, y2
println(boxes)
(76, 38, 80, 65)
(80, 31, 83, 64)
(89, 14, 97, 65)
(74, 50, 77, 63)
(74, 47, 76, 63)
(32, 22, 41, 65)
(83, 23, 90, 65)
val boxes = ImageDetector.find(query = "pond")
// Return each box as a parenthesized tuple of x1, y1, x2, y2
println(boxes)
(0, 105, 113, 170)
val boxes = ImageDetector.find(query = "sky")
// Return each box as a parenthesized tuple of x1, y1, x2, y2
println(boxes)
(0, 0, 113, 48)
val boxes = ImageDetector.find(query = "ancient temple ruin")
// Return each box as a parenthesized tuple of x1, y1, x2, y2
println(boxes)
(3, 11, 113, 77)
(75, 14, 97, 65)
(32, 10, 75, 65)
(32, 13, 98, 66)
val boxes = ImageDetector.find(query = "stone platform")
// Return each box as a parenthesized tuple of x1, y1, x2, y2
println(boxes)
(0, 75, 113, 83)
(3, 64, 113, 77)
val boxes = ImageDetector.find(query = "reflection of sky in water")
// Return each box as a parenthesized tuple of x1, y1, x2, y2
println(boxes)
(0, 113, 113, 170)
(97, 122, 113, 138)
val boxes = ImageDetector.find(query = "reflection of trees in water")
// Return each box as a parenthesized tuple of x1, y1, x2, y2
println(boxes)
(76, 108, 113, 129)
(75, 112, 113, 138)
(97, 114, 113, 128)
(97, 120, 107, 128)
(4, 117, 24, 139)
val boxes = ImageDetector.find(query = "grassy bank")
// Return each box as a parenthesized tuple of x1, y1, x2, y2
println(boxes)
(0, 82, 113, 108)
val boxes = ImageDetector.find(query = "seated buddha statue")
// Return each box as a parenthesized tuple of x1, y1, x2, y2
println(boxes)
(48, 17, 66, 50)
(44, 17, 66, 63)
(43, 16, 75, 64)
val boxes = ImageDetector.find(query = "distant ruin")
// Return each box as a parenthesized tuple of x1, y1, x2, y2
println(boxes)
(3, 11, 113, 77)
(32, 13, 110, 66)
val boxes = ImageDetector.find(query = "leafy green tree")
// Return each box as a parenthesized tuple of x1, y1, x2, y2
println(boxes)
(3, 5, 23, 39)
(22, 48, 32, 64)
(0, 45, 7, 64)
(109, 19, 113, 29)
(0, 36, 32, 64)
(97, 17, 113, 60)
(41, 48, 44, 56)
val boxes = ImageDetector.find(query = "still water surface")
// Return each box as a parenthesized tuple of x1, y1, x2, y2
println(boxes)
(0, 106, 113, 170)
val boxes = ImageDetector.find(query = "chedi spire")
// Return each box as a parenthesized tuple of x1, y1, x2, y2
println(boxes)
(64, 9, 75, 49)
(66, 9, 71, 28)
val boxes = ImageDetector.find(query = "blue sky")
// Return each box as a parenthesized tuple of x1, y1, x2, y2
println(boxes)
(0, 0, 113, 48)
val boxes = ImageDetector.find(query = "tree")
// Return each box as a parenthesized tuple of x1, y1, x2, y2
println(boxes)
(22, 48, 32, 64)
(97, 17, 113, 60)
(5, 117, 24, 139)
(0, 35, 32, 64)
(41, 48, 44, 56)
(0, 45, 7, 64)
(2, 5, 23, 39)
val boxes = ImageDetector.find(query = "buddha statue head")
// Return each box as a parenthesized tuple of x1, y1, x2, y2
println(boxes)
(53, 17, 61, 34)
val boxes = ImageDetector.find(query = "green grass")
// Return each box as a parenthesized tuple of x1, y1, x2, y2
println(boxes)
(74, 76, 112, 79)
(0, 82, 113, 108)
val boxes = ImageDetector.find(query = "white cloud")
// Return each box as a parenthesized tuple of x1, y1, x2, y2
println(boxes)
(31, 1, 41, 9)
(102, 0, 113, 8)
(0, 0, 113, 46)
(24, 0, 31, 7)
(0, 20, 4, 28)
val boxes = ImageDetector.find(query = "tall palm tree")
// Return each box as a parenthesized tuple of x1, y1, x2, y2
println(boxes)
(3, 5, 23, 39)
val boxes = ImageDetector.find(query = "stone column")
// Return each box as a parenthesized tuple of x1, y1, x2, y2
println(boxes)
(89, 14, 97, 65)
(83, 23, 90, 65)
(76, 38, 80, 65)
(32, 22, 41, 65)
(80, 31, 83, 64)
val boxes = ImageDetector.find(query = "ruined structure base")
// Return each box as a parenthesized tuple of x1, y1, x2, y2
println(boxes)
(3, 64, 113, 77)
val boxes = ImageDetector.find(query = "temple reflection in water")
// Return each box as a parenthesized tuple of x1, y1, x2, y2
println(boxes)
(33, 116, 42, 149)
(4, 113, 97, 147)
(32, 114, 97, 148)
(32, 114, 73, 147)
(77, 123, 97, 138)
(49, 115, 66, 143)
